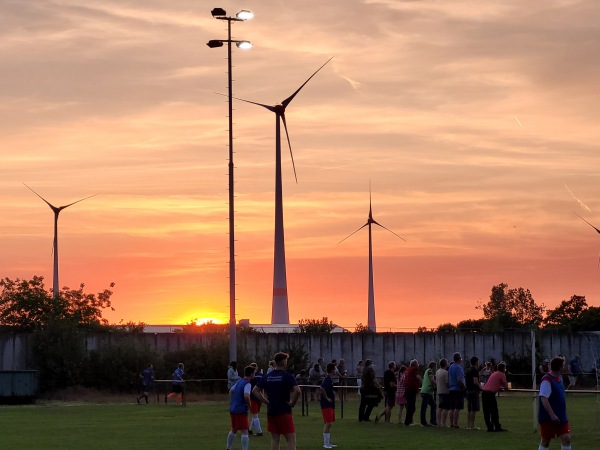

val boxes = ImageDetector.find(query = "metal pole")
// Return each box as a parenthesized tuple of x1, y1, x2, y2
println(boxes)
(226, 17, 237, 363)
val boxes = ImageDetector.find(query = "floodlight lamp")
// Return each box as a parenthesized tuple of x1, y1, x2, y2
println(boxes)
(211, 8, 227, 17)
(236, 41, 253, 50)
(236, 10, 254, 20)
(207, 40, 224, 48)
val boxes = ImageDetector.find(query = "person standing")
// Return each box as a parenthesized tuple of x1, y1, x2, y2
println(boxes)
(435, 358, 450, 427)
(567, 355, 581, 390)
(465, 356, 482, 430)
(226, 365, 255, 450)
(337, 358, 348, 401)
(358, 359, 382, 422)
(228, 361, 241, 390)
(320, 363, 338, 449)
(309, 363, 322, 401)
(252, 352, 301, 450)
(356, 360, 365, 395)
(136, 363, 154, 405)
(248, 363, 264, 437)
(165, 362, 185, 404)
(538, 357, 572, 450)
(448, 352, 466, 428)
(420, 361, 437, 427)
(480, 362, 492, 385)
(481, 362, 508, 432)
(395, 365, 408, 424)
(403, 359, 422, 426)
(375, 361, 397, 423)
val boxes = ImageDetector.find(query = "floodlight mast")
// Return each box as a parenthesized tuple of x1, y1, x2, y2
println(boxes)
(207, 8, 252, 363)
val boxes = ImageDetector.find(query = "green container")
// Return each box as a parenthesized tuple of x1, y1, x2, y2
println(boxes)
(0, 370, 38, 400)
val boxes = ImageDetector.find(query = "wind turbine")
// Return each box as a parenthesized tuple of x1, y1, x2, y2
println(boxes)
(339, 189, 405, 331)
(233, 58, 332, 324)
(574, 212, 600, 268)
(24, 184, 96, 299)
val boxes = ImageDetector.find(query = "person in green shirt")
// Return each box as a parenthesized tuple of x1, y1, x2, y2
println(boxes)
(420, 361, 438, 426)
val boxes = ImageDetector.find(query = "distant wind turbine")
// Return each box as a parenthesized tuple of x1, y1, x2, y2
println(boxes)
(339, 189, 405, 331)
(232, 58, 332, 324)
(24, 184, 96, 299)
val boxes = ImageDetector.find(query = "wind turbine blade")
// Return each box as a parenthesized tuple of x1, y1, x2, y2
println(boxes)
(61, 194, 98, 210)
(372, 220, 407, 242)
(280, 113, 297, 183)
(215, 92, 276, 113)
(281, 57, 333, 108)
(338, 222, 368, 244)
(574, 212, 600, 234)
(23, 183, 56, 210)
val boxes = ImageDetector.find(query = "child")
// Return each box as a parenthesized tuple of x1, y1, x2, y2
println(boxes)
(320, 363, 338, 448)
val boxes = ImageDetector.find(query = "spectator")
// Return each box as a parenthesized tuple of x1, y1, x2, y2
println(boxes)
(358, 359, 382, 422)
(420, 361, 437, 427)
(435, 358, 450, 427)
(481, 362, 508, 432)
(228, 361, 241, 390)
(567, 355, 581, 390)
(403, 359, 422, 426)
(396, 365, 408, 424)
(375, 361, 397, 423)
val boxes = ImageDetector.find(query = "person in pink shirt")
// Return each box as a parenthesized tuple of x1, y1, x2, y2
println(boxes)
(481, 362, 508, 432)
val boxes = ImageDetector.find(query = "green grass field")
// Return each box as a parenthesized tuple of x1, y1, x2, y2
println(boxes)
(0, 392, 598, 449)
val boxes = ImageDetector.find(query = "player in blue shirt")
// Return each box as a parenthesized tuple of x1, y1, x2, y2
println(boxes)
(538, 357, 572, 450)
(252, 352, 301, 450)
(136, 363, 154, 404)
(226, 365, 255, 450)
(165, 362, 185, 404)
(320, 363, 338, 449)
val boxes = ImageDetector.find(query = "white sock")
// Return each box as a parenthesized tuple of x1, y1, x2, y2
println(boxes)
(226, 431, 235, 449)
(561, 446, 572, 450)
(539, 446, 549, 450)
(253, 417, 262, 433)
(323, 432, 330, 445)
(241, 434, 249, 450)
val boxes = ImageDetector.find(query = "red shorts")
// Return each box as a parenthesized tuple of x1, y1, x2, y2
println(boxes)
(267, 413, 295, 434)
(321, 407, 335, 423)
(230, 413, 249, 431)
(250, 399, 261, 414)
(539, 421, 570, 440)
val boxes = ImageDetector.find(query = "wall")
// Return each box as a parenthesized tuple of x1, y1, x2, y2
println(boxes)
(0, 331, 598, 373)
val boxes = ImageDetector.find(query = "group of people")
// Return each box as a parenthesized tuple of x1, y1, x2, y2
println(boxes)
(355, 353, 572, 450)
(355, 354, 508, 430)
(136, 352, 573, 450)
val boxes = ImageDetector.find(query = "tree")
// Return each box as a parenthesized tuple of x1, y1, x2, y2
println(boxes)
(0, 276, 114, 331)
(297, 317, 336, 333)
(478, 283, 544, 331)
(353, 323, 374, 333)
(571, 306, 600, 331)
(456, 318, 486, 332)
(436, 323, 457, 333)
(543, 295, 588, 330)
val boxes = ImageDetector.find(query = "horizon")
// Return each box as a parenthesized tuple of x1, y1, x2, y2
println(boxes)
(1, 1, 600, 330)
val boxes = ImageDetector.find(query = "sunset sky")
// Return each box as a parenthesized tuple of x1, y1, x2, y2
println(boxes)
(2, 0, 600, 330)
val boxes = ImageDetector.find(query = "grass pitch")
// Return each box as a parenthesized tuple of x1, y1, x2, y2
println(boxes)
(0, 392, 598, 449)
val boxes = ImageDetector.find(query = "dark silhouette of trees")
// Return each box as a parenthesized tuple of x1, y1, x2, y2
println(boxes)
(297, 317, 336, 333)
(0, 276, 114, 331)
(544, 295, 588, 330)
(477, 283, 544, 331)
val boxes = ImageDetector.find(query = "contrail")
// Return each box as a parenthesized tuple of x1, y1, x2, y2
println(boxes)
(514, 115, 522, 127)
(564, 183, 592, 212)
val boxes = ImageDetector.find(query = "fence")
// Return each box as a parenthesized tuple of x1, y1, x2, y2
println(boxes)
(0, 331, 598, 379)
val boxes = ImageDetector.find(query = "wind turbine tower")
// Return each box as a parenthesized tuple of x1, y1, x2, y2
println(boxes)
(340, 190, 405, 331)
(24, 184, 96, 299)
(234, 58, 332, 324)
